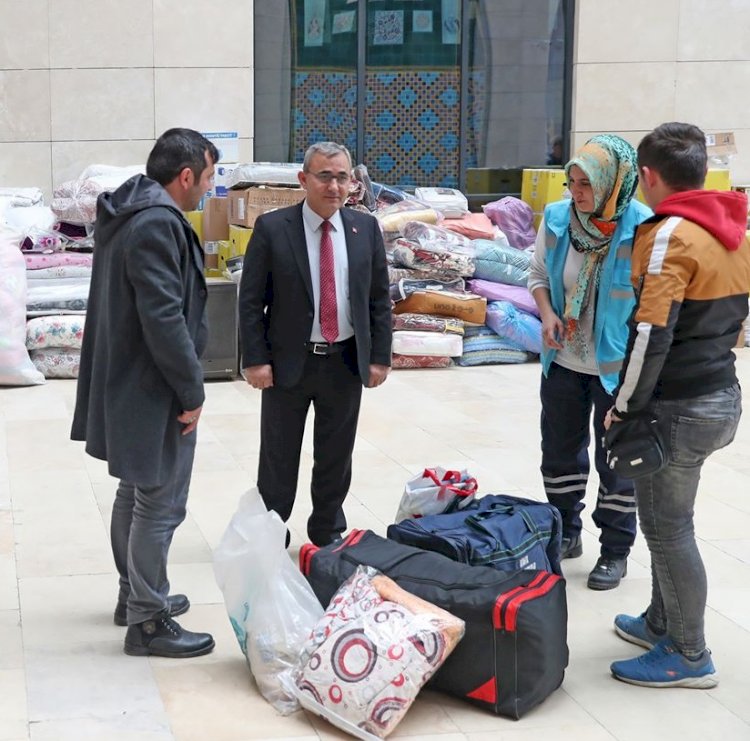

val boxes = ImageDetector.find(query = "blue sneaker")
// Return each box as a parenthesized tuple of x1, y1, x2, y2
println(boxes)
(611, 640, 718, 688)
(614, 612, 665, 649)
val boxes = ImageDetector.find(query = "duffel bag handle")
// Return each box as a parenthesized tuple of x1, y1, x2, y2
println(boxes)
(467, 506, 541, 537)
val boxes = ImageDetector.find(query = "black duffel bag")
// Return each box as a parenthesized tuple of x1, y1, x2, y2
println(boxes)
(299, 529, 568, 719)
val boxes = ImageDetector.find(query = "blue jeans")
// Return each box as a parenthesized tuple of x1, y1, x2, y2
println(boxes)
(540, 363, 637, 557)
(638, 384, 742, 657)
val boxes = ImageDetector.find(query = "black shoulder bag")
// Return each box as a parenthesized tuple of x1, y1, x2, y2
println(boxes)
(603, 416, 666, 478)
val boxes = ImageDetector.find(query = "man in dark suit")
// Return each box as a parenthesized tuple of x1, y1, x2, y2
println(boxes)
(71, 128, 217, 658)
(239, 141, 392, 547)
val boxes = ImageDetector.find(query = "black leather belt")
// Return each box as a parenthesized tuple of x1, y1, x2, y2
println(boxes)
(306, 339, 353, 355)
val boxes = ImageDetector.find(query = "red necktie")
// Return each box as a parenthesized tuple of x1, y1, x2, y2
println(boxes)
(319, 220, 338, 343)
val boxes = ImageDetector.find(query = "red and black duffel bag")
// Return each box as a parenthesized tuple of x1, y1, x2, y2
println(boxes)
(299, 529, 568, 720)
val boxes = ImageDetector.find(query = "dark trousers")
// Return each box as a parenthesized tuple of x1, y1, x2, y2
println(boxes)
(540, 363, 636, 558)
(111, 432, 196, 623)
(257, 347, 363, 544)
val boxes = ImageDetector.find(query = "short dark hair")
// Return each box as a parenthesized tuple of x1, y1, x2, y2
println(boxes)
(146, 128, 219, 186)
(637, 122, 707, 191)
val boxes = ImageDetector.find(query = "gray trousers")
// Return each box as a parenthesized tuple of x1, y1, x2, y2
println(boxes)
(110, 433, 196, 624)
(638, 384, 741, 656)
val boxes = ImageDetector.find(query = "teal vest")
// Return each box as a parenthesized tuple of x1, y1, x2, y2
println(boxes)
(541, 198, 652, 393)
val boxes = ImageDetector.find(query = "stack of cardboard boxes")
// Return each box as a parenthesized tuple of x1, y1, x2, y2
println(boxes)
(185, 167, 306, 277)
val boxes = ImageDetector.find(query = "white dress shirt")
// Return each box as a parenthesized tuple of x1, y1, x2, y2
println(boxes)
(302, 200, 354, 342)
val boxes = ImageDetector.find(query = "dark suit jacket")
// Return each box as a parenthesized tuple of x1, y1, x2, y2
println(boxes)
(238, 203, 392, 388)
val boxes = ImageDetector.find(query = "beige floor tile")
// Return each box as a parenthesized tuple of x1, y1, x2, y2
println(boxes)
(0, 610, 22, 670)
(0, 668, 27, 741)
(18, 573, 120, 649)
(24, 641, 170, 727)
(0, 554, 18, 610)
(29, 719, 173, 741)
(152, 658, 315, 741)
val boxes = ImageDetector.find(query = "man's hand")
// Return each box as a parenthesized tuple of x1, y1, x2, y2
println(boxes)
(244, 364, 274, 390)
(604, 406, 623, 430)
(366, 364, 390, 388)
(178, 405, 202, 436)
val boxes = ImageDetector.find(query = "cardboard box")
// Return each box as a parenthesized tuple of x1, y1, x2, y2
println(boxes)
(217, 240, 235, 271)
(227, 186, 305, 227)
(466, 167, 523, 195)
(203, 240, 219, 270)
(202, 197, 229, 241)
(185, 210, 203, 244)
(210, 163, 238, 198)
(704, 169, 731, 191)
(229, 225, 253, 255)
(521, 169, 568, 211)
(705, 131, 737, 157)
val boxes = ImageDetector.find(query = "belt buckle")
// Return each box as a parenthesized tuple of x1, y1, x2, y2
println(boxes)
(312, 342, 328, 355)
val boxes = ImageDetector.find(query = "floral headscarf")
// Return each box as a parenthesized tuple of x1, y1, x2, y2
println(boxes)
(563, 134, 638, 356)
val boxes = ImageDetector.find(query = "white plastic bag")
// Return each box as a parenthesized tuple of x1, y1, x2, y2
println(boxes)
(213, 488, 324, 715)
(394, 467, 478, 523)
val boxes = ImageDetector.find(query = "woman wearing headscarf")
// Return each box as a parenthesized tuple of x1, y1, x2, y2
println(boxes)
(528, 134, 651, 590)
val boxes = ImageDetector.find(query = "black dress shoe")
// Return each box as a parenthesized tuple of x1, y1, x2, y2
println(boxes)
(124, 612, 215, 658)
(587, 555, 627, 590)
(310, 532, 344, 547)
(560, 534, 583, 560)
(114, 594, 190, 627)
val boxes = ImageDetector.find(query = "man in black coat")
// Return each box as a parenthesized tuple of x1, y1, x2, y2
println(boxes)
(239, 141, 392, 547)
(71, 128, 218, 658)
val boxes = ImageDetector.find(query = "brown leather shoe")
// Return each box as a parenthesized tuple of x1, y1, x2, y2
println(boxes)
(114, 594, 190, 626)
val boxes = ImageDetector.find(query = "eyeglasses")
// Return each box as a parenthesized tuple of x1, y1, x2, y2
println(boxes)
(309, 171, 352, 185)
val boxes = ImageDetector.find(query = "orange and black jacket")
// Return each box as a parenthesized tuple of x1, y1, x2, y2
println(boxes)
(614, 189, 750, 417)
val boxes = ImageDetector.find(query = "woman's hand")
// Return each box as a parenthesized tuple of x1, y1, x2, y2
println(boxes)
(541, 311, 565, 350)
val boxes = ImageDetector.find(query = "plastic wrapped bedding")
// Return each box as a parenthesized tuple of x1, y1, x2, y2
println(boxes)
(456, 326, 531, 366)
(466, 278, 539, 317)
(25, 265, 92, 280)
(376, 200, 441, 240)
(29, 347, 80, 378)
(51, 179, 103, 224)
(413, 187, 469, 218)
(401, 221, 475, 255)
(390, 277, 465, 302)
(442, 212, 501, 241)
(292, 566, 464, 740)
(24, 253, 93, 270)
(387, 266, 461, 284)
(0, 228, 45, 386)
(392, 242, 475, 278)
(228, 162, 303, 188)
(472, 239, 530, 286)
(485, 300, 542, 354)
(392, 313, 464, 335)
(26, 280, 90, 304)
(392, 353, 453, 369)
(392, 331, 463, 357)
(26, 315, 85, 351)
(483, 197, 537, 249)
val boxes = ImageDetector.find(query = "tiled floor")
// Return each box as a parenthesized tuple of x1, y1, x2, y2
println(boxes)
(2, 357, 750, 741)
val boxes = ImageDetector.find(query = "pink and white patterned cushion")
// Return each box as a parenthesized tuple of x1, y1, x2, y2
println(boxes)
(294, 567, 463, 740)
